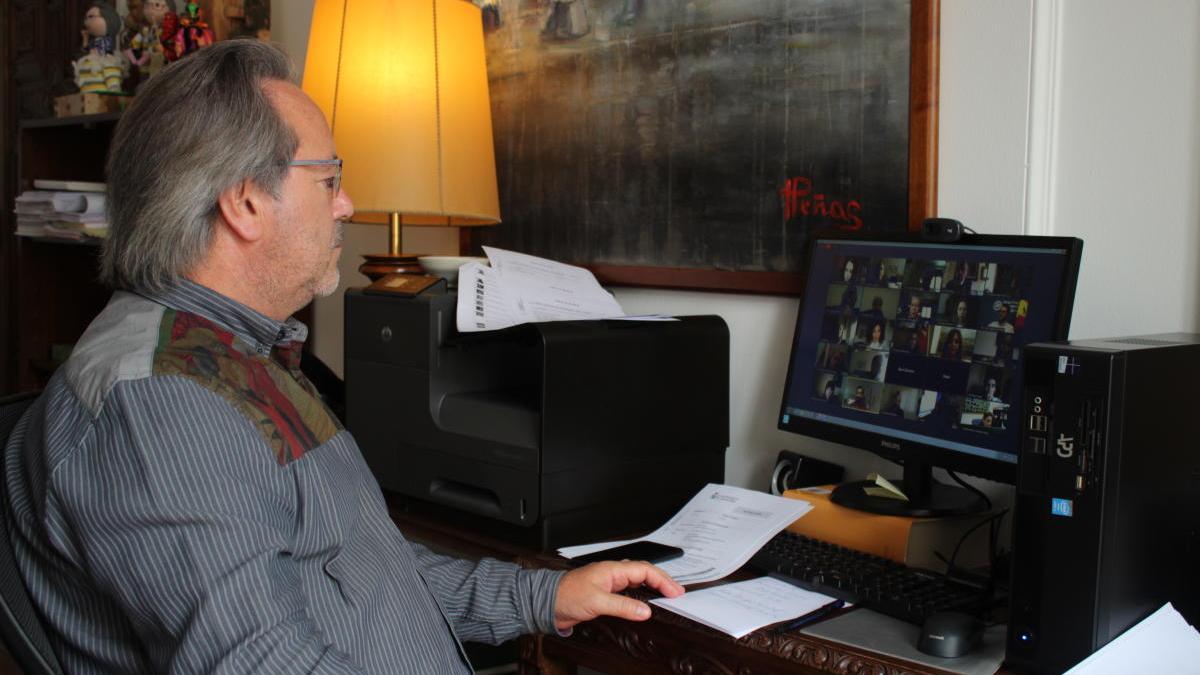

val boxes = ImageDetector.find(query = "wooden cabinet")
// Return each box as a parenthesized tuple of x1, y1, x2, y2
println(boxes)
(9, 114, 118, 393)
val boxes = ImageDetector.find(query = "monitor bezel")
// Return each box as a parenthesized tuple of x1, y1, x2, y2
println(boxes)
(777, 231, 1084, 485)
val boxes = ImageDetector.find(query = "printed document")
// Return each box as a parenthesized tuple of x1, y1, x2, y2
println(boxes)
(558, 483, 813, 586)
(1064, 603, 1200, 674)
(457, 247, 626, 332)
(650, 577, 838, 638)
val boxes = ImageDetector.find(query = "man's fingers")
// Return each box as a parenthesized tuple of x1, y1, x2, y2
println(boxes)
(605, 561, 685, 598)
(594, 592, 653, 622)
(554, 561, 686, 631)
(635, 563, 685, 598)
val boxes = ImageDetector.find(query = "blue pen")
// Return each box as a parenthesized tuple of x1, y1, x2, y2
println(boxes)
(774, 599, 845, 633)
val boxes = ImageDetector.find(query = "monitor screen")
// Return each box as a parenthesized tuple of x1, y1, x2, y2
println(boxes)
(778, 234, 1082, 515)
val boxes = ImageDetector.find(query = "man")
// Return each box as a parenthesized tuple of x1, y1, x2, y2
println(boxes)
(3, 41, 681, 674)
(847, 386, 869, 410)
(903, 294, 923, 320)
(862, 296, 886, 320)
(987, 303, 1015, 333)
(944, 261, 972, 291)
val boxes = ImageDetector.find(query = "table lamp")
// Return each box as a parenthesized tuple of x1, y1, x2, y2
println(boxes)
(302, 0, 501, 279)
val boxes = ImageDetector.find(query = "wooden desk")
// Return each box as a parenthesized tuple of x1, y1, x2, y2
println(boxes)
(390, 501, 964, 675)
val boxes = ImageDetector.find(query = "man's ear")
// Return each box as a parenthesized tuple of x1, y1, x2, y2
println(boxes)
(216, 179, 272, 242)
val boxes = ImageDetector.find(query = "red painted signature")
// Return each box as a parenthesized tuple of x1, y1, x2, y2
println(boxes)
(779, 176, 863, 230)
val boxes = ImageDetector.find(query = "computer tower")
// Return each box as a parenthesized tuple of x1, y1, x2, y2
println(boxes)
(1007, 334, 1200, 674)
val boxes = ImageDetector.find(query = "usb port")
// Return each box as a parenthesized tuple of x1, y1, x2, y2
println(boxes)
(1027, 436, 1046, 455)
(1029, 414, 1048, 432)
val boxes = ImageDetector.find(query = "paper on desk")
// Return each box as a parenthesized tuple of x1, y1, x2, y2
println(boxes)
(1063, 603, 1200, 674)
(650, 576, 837, 638)
(611, 314, 679, 322)
(558, 484, 813, 586)
(456, 247, 625, 332)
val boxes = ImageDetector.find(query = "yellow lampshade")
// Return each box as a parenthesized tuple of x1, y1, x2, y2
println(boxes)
(302, 0, 500, 256)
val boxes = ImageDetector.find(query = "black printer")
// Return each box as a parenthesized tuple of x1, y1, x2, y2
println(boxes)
(344, 287, 729, 550)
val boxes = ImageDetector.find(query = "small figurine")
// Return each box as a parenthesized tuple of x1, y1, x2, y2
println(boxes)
(164, 2, 214, 62)
(74, 2, 126, 93)
(124, 0, 176, 80)
(121, 0, 144, 38)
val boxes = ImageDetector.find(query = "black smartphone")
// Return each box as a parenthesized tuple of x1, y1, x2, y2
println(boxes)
(571, 541, 685, 566)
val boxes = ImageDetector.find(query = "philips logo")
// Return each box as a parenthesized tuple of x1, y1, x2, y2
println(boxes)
(881, 440, 901, 451)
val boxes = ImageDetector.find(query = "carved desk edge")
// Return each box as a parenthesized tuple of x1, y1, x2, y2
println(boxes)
(387, 500, 961, 675)
(529, 586, 959, 675)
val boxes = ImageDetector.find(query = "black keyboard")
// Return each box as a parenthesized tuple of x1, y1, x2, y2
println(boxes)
(750, 531, 991, 626)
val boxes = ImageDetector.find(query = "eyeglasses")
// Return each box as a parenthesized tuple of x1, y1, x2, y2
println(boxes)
(288, 158, 343, 195)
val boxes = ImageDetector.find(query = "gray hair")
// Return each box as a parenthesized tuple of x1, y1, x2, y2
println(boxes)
(101, 39, 299, 292)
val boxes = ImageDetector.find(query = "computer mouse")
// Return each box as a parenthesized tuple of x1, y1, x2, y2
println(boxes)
(916, 611, 984, 658)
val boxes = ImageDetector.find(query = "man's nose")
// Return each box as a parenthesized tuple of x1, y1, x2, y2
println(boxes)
(333, 188, 354, 220)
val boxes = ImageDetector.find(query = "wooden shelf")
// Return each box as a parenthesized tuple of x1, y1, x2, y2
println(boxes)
(18, 112, 122, 130)
(18, 236, 103, 247)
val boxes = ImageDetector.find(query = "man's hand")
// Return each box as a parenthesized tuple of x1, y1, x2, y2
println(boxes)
(553, 561, 685, 632)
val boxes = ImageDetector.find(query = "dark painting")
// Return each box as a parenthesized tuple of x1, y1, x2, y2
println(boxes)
(470, 0, 919, 287)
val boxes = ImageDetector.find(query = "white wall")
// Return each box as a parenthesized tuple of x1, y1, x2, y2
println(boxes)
(273, 0, 460, 374)
(275, 0, 1200, 492)
(1036, 0, 1200, 338)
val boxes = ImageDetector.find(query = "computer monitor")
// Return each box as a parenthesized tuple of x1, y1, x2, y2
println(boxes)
(779, 233, 1083, 517)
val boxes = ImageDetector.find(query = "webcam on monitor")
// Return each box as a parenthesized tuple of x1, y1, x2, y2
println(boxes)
(921, 217, 964, 242)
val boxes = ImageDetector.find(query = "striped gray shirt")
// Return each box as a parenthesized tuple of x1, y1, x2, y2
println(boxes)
(4, 280, 563, 673)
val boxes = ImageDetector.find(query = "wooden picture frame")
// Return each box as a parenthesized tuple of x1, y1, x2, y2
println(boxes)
(470, 0, 940, 296)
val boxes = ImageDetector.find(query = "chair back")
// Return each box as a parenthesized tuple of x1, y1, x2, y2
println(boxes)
(0, 392, 64, 675)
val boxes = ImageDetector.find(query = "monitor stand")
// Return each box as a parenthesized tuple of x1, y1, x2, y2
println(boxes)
(830, 460, 987, 517)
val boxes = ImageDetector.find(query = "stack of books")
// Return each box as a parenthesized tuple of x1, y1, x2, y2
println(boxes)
(12, 180, 108, 241)
(781, 486, 993, 572)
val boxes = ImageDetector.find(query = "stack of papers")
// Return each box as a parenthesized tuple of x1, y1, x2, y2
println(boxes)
(558, 483, 814, 586)
(14, 191, 54, 237)
(13, 182, 108, 240)
(456, 247, 629, 332)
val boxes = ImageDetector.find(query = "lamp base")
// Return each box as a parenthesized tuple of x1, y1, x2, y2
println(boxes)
(360, 253, 425, 281)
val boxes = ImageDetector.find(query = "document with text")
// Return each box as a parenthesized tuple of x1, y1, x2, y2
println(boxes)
(650, 576, 838, 638)
(456, 247, 626, 332)
(558, 483, 814, 586)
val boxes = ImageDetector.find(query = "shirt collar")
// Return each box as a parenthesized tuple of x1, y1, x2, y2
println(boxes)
(139, 279, 309, 357)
